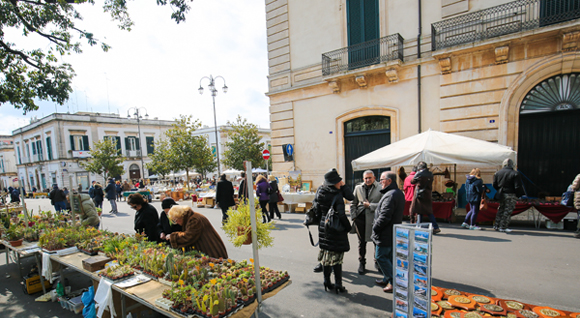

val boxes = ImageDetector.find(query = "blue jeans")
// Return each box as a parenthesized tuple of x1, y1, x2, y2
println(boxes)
(464, 201, 480, 226)
(375, 245, 393, 284)
(109, 199, 118, 213)
(418, 214, 440, 229)
(54, 201, 67, 213)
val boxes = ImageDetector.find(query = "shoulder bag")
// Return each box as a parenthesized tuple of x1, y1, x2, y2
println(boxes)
(277, 190, 284, 202)
(479, 193, 489, 212)
(324, 194, 345, 234)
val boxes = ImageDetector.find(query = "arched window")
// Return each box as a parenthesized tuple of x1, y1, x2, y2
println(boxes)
(520, 73, 580, 114)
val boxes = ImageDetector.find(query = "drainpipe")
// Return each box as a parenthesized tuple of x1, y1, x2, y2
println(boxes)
(417, 0, 422, 134)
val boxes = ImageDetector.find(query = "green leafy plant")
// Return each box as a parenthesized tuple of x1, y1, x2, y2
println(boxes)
(222, 199, 275, 249)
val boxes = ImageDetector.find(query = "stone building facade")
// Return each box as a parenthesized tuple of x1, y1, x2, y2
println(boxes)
(0, 135, 17, 190)
(265, 0, 580, 195)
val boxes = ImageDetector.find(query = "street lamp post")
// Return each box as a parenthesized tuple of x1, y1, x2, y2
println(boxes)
(198, 75, 228, 177)
(127, 107, 149, 181)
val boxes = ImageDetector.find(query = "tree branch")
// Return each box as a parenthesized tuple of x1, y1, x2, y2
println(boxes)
(0, 40, 40, 69)
(9, 0, 70, 45)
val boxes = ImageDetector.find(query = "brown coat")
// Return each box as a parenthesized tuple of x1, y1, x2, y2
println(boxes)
(410, 169, 433, 216)
(169, 208, 228, 259)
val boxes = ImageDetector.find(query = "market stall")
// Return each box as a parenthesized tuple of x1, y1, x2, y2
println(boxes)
(403, 200, 456, 222)
(469, 202, 577, 224)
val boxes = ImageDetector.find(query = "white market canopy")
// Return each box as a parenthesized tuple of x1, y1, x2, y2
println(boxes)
(351, 129, 517, 171)
(252, 168, 268, 173)
(223, 169, 243, 175)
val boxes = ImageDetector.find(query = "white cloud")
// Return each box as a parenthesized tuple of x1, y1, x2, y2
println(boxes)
(0, 0, 270, 134)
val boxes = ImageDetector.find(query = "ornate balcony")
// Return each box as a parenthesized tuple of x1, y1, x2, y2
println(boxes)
(431, 0, 580, 51)
(322, 33, 404, 76)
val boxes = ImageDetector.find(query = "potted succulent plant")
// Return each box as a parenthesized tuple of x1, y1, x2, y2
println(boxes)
(222, 199, 275, 249)
(5, 224, 24, 246)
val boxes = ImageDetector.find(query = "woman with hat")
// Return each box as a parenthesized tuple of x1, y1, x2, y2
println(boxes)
(314, 168, 354, 293)
(157, 198, 183, 244)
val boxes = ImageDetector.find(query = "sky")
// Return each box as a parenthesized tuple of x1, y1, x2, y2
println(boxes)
(0, 0, 270, 135)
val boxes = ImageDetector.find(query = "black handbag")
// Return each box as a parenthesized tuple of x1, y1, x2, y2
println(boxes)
(324, 194, 345, 234)
(304, 188, 321, 247)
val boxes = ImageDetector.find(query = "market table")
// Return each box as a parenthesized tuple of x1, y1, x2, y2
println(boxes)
(1, 240, 47, 293)
(403, 200, 456, 222)
(281, 193, 315, 212)
(473, 202, 577, 224)
(50, 251, 290, 318)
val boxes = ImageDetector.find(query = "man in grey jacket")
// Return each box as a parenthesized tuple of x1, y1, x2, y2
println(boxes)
(372, 171, 405, 293)
(350, 170, 382, 275)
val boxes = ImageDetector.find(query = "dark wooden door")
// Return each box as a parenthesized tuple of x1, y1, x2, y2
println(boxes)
(518, 108, 580, 197)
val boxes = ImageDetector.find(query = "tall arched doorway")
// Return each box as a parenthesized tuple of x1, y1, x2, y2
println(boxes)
(344, 116, 391, 188)
(518, 73, 580, 197)
(129, 164, 141, 180)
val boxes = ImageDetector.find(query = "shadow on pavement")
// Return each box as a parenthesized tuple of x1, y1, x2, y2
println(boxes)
(432, 278, 495, 297)
(438, 233, 511, 242)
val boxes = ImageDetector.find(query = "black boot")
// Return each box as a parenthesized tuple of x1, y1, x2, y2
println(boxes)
(358, 262, 366, 275)
(323, 266, 334, 291)
(333, 264, 347, 293)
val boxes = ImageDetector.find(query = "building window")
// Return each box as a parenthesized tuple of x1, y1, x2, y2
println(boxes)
(36, 140, 43, 161)
(16, 146, 21, 164)
(70, 135, 89, 151)
(125, 137, 140, 151)
(25, 142, 30, 159)
(146, 136, 155, 155)
(46, 137, 53, 160)
(32, 141, 37, 155)
(105, 136, 122, 155)
(0, 157, 4, 173)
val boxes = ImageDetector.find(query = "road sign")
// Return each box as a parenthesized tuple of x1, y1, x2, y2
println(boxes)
(286, 144, 293, 157)
(262, 149, 270, 160)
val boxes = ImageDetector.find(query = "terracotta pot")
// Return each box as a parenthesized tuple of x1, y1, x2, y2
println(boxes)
(237, 227, 252, 245)
(9, 238, 23, 247)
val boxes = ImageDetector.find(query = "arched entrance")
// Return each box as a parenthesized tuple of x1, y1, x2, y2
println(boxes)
(518, 73, 580, 197)
(129, 164, 141, 180)
(344, 116, 391, 188)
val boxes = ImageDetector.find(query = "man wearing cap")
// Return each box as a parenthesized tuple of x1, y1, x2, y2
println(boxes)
(158, 198, 183, 244)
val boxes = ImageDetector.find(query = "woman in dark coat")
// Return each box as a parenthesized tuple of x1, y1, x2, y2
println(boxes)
(268, 175, 281, 220)
(410, 162, 440, 233)
(128, 193, 160, 243)
(92, 183, 104, 209)
(157, 198, 182, 244)
(255, 175, 271, 223)
(314, 169, 354, 293)
(166, 205, 228, 259)
(462, 168, 486, 230)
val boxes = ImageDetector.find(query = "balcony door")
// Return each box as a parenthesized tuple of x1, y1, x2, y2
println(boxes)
(539, 0, 580, 27)
(347, 0, 380, 70)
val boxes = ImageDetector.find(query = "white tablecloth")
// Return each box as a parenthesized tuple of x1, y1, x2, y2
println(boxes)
(282, 193, 315, 205)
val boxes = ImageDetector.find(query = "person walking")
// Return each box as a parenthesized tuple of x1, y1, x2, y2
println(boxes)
(122, 180, 132, 201)
(372, 171, 405, 293)
(571, 173, 580, 238)
(215, 174, 235, 224)
(410, 162, 441, 234)
(104, 178, 118, 214)
(255, 175, 271, 223)
(493, 159, 524, 233)
(115, 181, 122, 202)
(49, 184, 67, 213)
(157, 198, 182, 244)
(92, 183, 104, 209)
(350, 170, 382, 275)
(462, 168, 485, 230)
(88, 181, 96, 199)
(403, 167, 417, 223)
(128, 193, 160, 243)
(268, 175, 282, 220)
(10, 187, 20, 204)
(238, 172, 248, 202)
(314, 168, 353, 294)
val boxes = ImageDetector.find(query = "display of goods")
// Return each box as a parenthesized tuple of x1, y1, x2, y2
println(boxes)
(432, 302, 443, 316)
(99, 264, 135, 281)
(443, 289, 462, 298)
(448, 295, 476, 311)
(432, 287, 443, 301)
(517, 310, 540, 318)
(438, 301, 454, 310)
(444, 310, 465, 318)
(533, 307, 566, 318)
(501, 300, 527, 311)
(469, 295, 492, 305)
(462, 312, 484, 318)
(479, 303, 507, 316)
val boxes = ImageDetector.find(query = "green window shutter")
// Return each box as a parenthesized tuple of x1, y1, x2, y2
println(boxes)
(125, 137, 130, 151)
(115, 136, 122, 155)
(37, 140, 43, 160)
(135, 137, 140, 151)
(146, 137, 154, 155)
(32, 141, 37, 155)
(347, 0, 364, 46)
(82, 136, 89, 151)
(46, 137, 52, 160)
(363, 0, 379, 42)
(70, 136, 75, 151)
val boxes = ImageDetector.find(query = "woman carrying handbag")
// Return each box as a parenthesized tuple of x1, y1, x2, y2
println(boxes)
(268, 175, 282, 220)
(462, 168, 487, 230)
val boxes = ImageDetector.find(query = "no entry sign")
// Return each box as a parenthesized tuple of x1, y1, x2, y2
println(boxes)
(262, 149, 270, 160)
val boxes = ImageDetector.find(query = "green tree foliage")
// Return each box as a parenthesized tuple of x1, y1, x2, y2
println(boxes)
(222, 115, 265, 171)
(81, 138, 125, 180)
(146, 138, 172, 178)
(0, 0, 191, 113)
(164, 115, 216, 183)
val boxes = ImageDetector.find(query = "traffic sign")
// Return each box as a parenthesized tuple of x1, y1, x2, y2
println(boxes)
(262, 149, 270, 160)
(286, 144, 293, 157)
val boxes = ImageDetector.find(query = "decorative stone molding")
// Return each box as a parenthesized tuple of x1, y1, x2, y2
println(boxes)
(495, 46, 510, 64)
(438, 57, 452, 74)
(355, 75, 367, 88)
(328, 81, 340, 93)
(385, 68, 399, 83)
(562, 31, 580, 52)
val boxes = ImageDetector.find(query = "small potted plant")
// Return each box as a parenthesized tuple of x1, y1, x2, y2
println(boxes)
(5, 224, 24, 247)
(222, 199, 275, 249)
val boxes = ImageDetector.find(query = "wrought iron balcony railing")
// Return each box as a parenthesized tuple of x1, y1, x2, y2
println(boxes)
(322, 33, 404, 76)
(432, 0, 580, 51)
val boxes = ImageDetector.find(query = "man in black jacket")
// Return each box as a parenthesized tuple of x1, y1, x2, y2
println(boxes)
(372, 171, 405, 293)
(493, 158, 524, 233)
(215, 174, 235, 224)
(104, 178, 118, 214)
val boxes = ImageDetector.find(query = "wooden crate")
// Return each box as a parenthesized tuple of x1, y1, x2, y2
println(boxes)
(82, 255, 111, 272)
